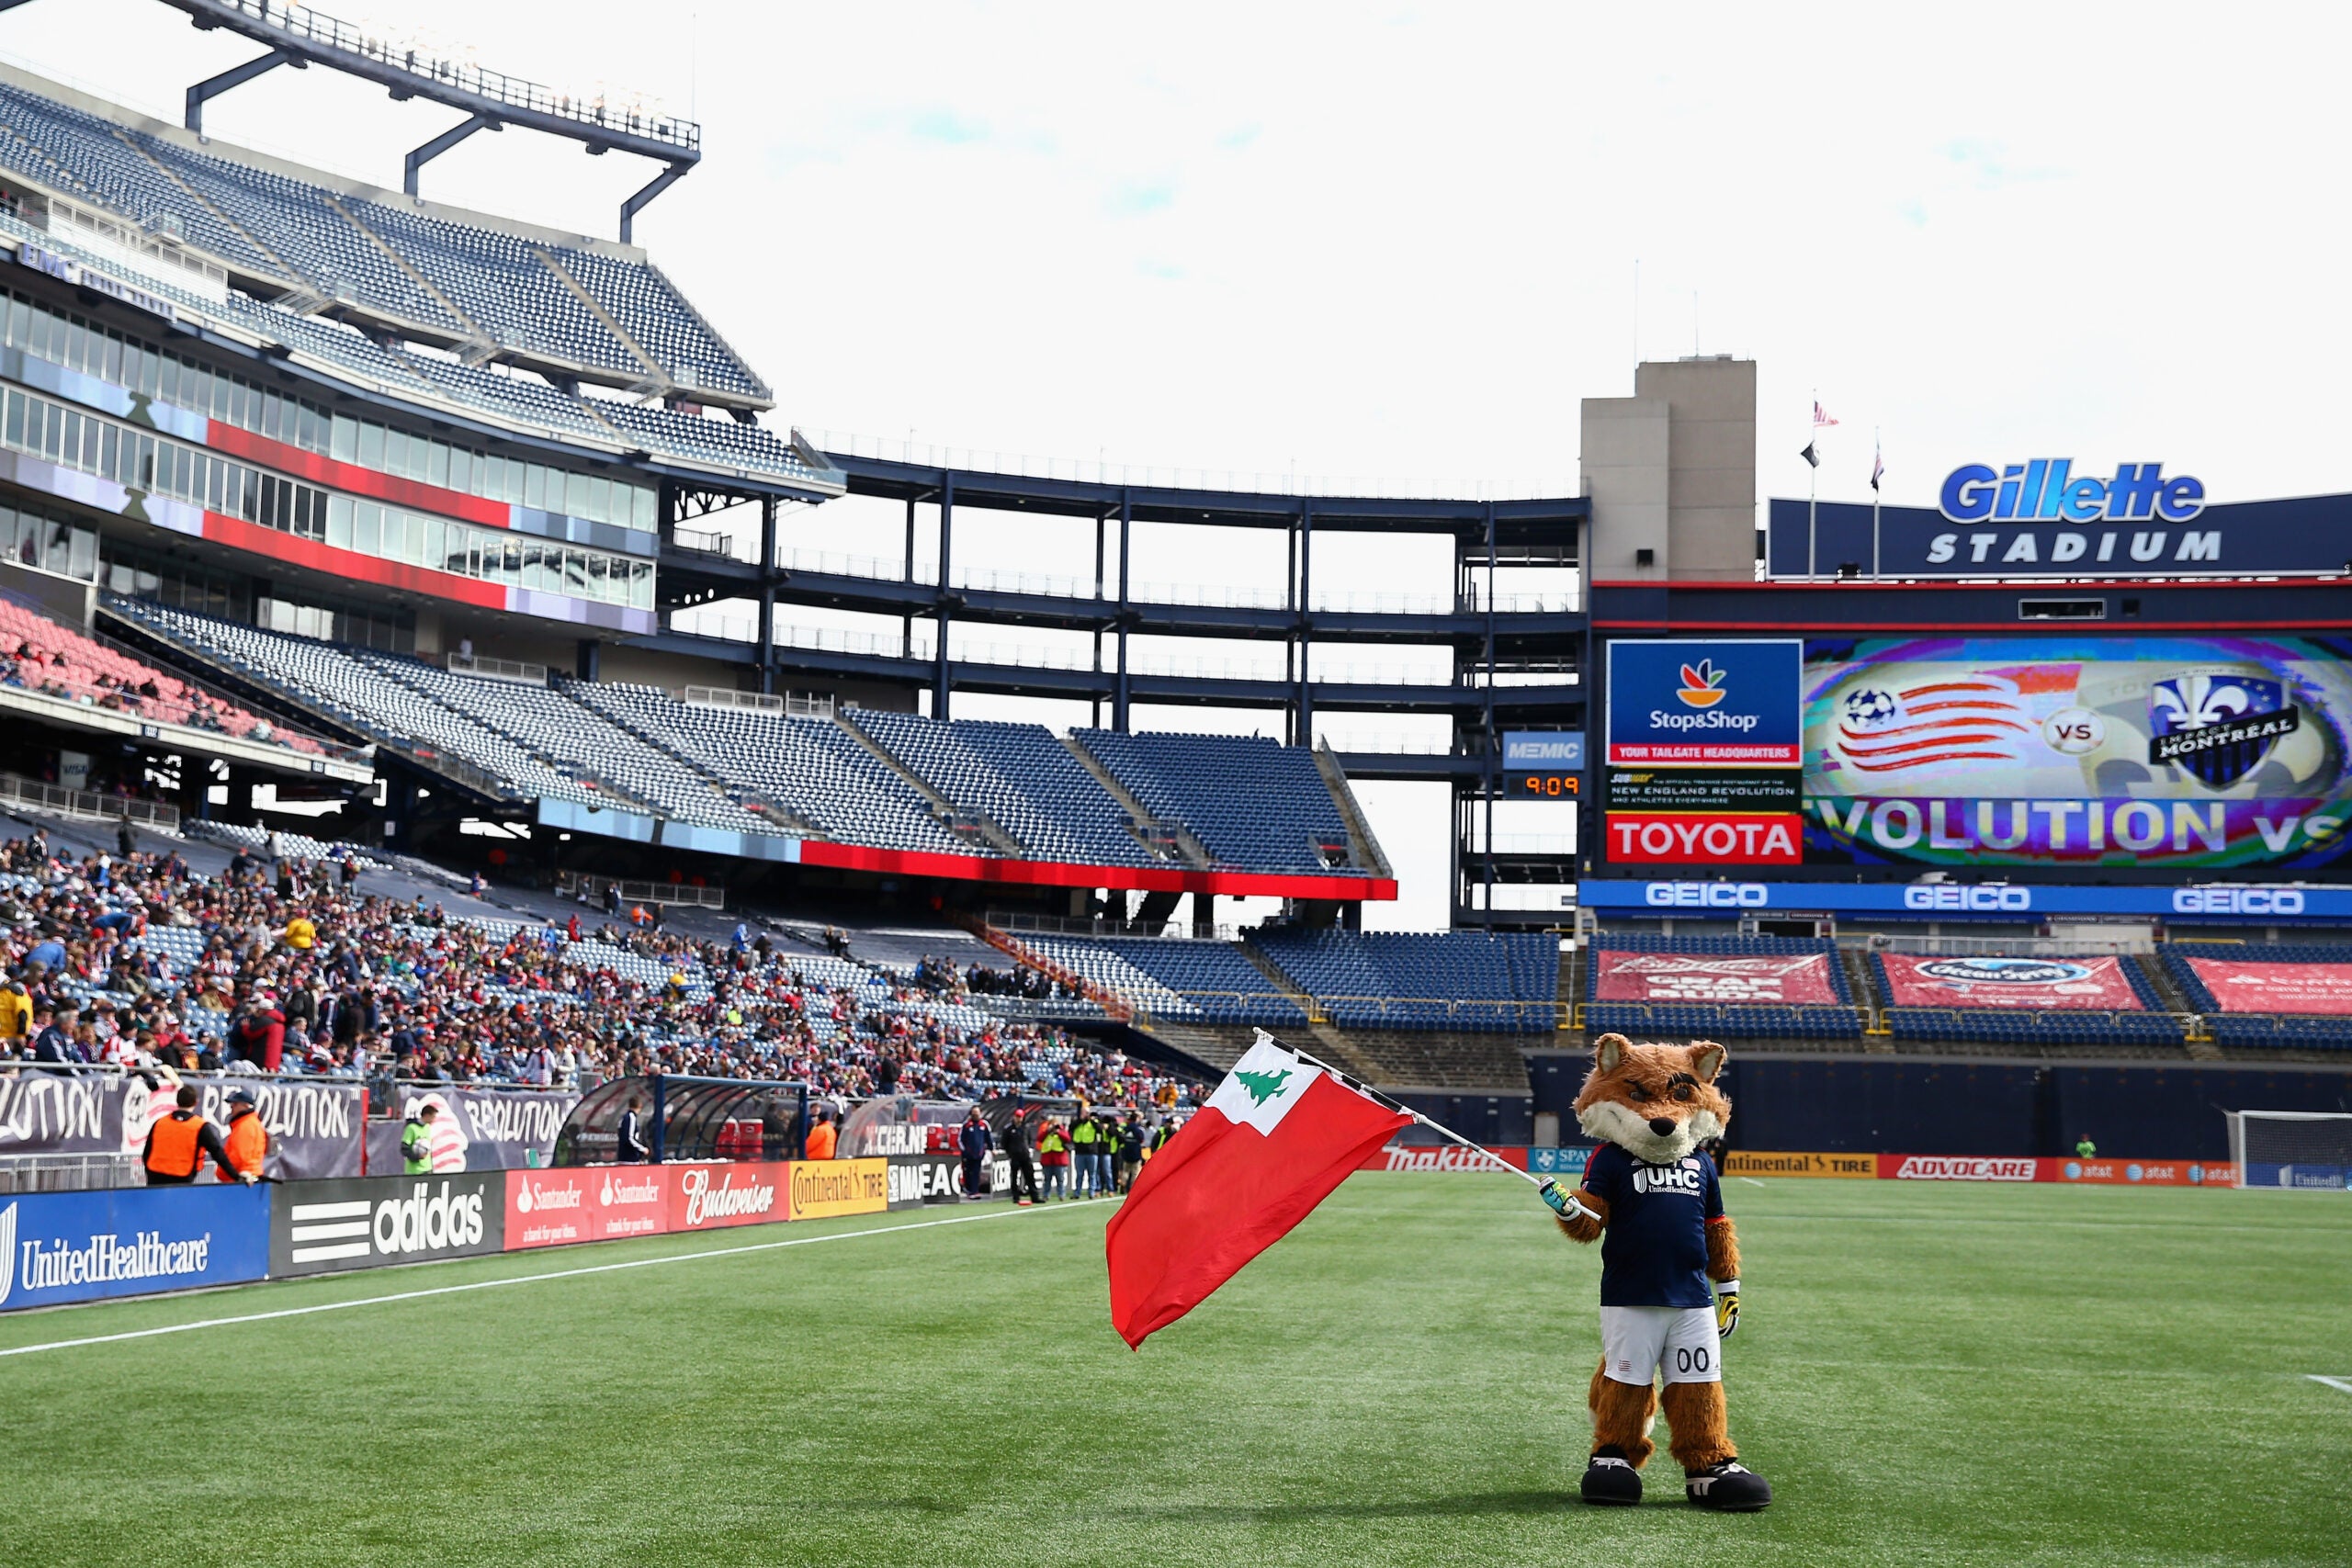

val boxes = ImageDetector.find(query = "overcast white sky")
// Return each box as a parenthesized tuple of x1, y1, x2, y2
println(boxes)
(9, 2, 2346, 926)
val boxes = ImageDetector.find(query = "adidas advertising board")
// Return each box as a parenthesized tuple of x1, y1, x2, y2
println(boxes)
(270, 1173, 505, 1276)
(0, 1186, 268, 1312)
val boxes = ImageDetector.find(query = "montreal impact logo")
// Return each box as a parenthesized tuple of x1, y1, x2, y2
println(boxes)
(2148, 671, 2300, 789)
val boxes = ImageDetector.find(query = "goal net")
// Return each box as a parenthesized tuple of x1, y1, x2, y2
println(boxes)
(2228, 1111, 2352, 1190)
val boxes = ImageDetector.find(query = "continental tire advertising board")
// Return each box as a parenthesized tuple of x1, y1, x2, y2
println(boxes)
(271, 1173, 505, 1277)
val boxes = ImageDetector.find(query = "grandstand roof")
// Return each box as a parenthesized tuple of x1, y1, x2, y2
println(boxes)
(0, 62, 773, 412)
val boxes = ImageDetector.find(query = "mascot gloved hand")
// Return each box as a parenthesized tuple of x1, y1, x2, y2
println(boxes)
(1548, 1033, 1770, 1513)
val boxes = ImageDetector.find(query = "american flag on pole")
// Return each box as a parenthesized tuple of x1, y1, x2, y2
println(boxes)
(1813, 400, 1839, 429)
(1871, 437, 1884, 491)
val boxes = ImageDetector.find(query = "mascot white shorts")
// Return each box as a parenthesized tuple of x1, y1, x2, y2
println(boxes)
(1599, 1305, 1722, 1386)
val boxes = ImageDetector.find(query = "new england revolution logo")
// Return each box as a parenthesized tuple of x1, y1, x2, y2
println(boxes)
(2147, 671, 2299, 789)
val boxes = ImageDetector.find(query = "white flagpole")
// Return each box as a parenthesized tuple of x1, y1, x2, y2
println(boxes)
(1807, 389, 1819, 580)
(1872, 428, 1883, 581)
(1270, 1035, 1595, 1217)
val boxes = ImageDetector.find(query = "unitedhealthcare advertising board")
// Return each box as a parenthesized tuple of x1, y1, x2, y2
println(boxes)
(0, 1185, 269, 1310)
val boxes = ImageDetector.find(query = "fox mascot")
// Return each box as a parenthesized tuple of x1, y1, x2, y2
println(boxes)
(1541, 1032, 1770, 1511)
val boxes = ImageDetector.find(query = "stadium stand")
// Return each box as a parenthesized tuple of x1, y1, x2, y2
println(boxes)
(844, 710, 1158, 866)
(0, 76, 768, 399)
(570, 683, 976, 855)
(0, 593, 331, 758)
(1252, 930, 1557, 1031)
(1075, 729, 1362, 874)
(2161, 942, 2352, 1052)
(1012, 934, 1308, 1025)
(0, 821, 1196, 1107)
(1578, 933, 1862, 1041)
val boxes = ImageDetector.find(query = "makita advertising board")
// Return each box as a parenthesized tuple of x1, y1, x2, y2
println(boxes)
(1767, 481, 2352, 579)
(1607, 640, 1804, 767)
(1804, 637, 2352, 873)
(0, 1186, 268, 1312)
(271, 1173, 505, 1277)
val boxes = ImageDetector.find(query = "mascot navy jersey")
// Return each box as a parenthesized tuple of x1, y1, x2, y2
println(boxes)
(1581, 1145, 1723, 1308)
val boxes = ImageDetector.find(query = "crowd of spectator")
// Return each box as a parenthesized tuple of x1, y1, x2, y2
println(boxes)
(911, 953, 1084, 1003)
(0, 825, 1200, 1114)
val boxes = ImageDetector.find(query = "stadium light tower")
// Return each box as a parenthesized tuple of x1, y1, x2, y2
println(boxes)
(145, 0, 699, 241)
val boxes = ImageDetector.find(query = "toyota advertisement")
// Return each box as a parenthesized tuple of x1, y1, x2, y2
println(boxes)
(1804, 636, 2352, 871)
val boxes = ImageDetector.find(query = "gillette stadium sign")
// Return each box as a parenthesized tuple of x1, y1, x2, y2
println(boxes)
(1768, 466, 2352, 578)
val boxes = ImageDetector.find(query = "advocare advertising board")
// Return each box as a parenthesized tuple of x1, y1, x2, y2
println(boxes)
(271, 1172, 505, 1277)
(1604, 639, 1804, 866)
(0, 1185, 269, 1311)
(1768, 458, 2352, 579)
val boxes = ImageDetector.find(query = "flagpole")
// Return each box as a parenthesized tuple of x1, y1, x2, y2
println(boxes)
(1872, 427, 1882, 581)
(1276, 1037, 1544, 1189)
(1807, 388, 1818, 580)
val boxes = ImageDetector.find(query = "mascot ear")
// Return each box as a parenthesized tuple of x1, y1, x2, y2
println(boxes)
(1593, 1032, 1629, 1074)
(1690, 1042, 1726, 1083)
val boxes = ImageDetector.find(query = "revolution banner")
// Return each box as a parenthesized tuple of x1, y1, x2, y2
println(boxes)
(504, 1166, 672, 1249)
(367, 1085, 581, 1173)
(0, 1071, 363, 1179)
(270, 1172, 506, 1277)
(2182, 957, 2352, 1015)
(1592, 951, 1840, 1005)
(1876, 953, 2143, 1011)
(0, 1184, 269, 1311)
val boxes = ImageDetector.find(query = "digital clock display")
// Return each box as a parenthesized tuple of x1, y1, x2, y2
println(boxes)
(1510, 773, 1581, 798)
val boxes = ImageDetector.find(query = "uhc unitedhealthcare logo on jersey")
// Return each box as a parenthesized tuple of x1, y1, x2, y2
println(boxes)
(1928, 460, 2218, 568)
(1606, 640, 1803, 767)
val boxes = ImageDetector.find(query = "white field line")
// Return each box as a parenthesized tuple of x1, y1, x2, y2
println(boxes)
(2308, 1375, 2352, 1395)
(0, 1201, 1097, 1360)
(1737, 1177, 1768, 1188)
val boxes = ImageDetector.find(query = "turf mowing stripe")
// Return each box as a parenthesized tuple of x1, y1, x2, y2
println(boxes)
(2307, 1375, 2352, 1395)
(0, 1200, 1098, 1359)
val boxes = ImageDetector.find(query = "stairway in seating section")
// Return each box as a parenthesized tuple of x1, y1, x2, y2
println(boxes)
(1231, 942, 1385, 1080)
(1057, 736, 1212, 867)
(834, 716, 1025, 855)
(1559, 942, 1583, 1044)
(1311, 741, 1391, 877)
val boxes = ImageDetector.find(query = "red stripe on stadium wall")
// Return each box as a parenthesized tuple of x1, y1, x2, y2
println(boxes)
(207, 423, 512, 528)
(200, 511, 506, 610)
(793, 839, 1396, 901)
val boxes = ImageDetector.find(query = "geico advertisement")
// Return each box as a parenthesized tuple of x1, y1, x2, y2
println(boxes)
(1804, 635, 2352, 871)
(271, 1173, 505, 1276)
(505, 1167, 672, 1249)
(0, 1186, 269, 1311)
(787, 1158, 889, 1220)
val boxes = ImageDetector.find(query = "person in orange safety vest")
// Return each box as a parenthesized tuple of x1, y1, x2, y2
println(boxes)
(220, 1088, 268, 1181)
(143, 1086, 252, 1186)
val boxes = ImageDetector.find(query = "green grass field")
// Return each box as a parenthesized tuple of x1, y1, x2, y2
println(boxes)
(4, 1175, 2348, 1567)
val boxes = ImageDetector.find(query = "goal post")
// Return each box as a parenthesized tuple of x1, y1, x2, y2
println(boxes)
(2227, 1111, 2352, 1190)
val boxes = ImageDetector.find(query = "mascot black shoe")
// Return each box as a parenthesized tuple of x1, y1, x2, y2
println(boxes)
(1580, 1446, 1643, 1506)
(1685, 1460, 1772, 1511)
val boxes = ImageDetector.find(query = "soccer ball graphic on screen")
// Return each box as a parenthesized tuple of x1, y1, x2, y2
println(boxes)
(1842, 688, 1899, 728)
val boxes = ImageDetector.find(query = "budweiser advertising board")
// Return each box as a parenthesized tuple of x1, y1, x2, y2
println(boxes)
(667, 1161, 787, 1231)
(505, 1167, 673, 1249)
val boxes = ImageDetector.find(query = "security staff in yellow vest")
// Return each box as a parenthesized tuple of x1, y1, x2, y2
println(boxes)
(143, 1086, 253, 1185)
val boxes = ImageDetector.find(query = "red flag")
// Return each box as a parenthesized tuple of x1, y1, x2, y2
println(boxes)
(1106, 1033, 1410, 1348)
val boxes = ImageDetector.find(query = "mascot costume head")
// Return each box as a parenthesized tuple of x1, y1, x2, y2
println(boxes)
(1552, 1032, 1770, 1511)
